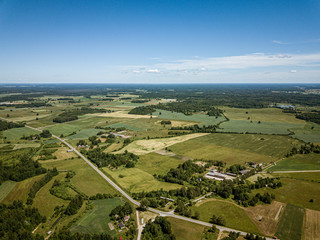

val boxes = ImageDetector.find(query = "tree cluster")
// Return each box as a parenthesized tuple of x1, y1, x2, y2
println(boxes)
(128, 106, 155, 115)
(142, 217, 175, 240)
(0, 149, 46, 185)
(65, 195, 84, 215)
(86, 148, 139, 168)
(53, 108, 105, 123)
(0, 120, 25, 131)
(109, 202, 133, 219)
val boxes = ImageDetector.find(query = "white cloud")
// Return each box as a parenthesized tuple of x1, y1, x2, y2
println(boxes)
(290, 69, 297, 73)
(146, 69, 160, 73)
(132, 70, 141, 73)
(273, 40, 286, 44)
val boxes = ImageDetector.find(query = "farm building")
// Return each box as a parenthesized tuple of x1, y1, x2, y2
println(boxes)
(205, 170, 236, 181)
(118, 222, 125, 229)
(239, 169, 250, 175)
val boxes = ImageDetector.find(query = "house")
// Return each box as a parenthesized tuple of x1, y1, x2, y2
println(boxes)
(118, 222, 125, 229)
(124, 215, 130, 221)
(67, 149, 73, 152)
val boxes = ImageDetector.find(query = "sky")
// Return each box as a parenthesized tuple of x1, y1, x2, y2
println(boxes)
(0, 0, 320, 84)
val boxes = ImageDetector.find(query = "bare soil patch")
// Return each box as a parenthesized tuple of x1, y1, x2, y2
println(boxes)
(304, 209, 320, 240)
(245, 201, 285, 236)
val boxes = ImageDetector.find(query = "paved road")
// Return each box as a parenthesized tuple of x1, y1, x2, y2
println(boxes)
(0, 119, 273, 239)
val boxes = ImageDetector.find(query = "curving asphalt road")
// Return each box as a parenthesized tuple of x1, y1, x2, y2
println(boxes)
(1, 120, 273, 239)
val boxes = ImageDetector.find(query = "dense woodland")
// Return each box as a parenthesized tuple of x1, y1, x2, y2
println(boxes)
(0, 201, 45, 240)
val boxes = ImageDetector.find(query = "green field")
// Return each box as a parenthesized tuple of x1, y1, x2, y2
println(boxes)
(70, 198, 124, 235)
(218, 120, 304, 135)
(2, 127, 40, 140)
(41, 157, 117, 196)
(138, 152, 185, 175)
(0, 181, 16, 202)
(167, 217, 215, 240)
(222, 107, 305, 124)
(43, 115, 108, 136)
(153, 109, 226, 126)
(291, 122, 320, 143)
(190, 199, 260, 234)
(254, 177, 320, 211)
(169, 133, 300, 166)
(272, 172, 320, 182)
(103, 166, 181, 193)
(269, 153, 320, 171)
(66, 128, 101, 140)
(275, 204, 305, 240)
(1, 174, 44, 203)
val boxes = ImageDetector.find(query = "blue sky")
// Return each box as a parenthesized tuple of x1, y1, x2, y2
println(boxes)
(0, 0, 319, 83)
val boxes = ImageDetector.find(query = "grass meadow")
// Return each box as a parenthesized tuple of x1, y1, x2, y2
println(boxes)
(1, 174, 44, 203)
(169, 133, 300, 166)
(70, 198, 124, 235)
(153, 109, 227, 126)
(2, 127, 39, 140)
(103, 166, 181, 193)
(41, 157, 117, 196)
(218, 120, 304, 135)
(167, 217, 215, 240)
(190, 199, 260, 235)
(269, 153, 320, 171)
(254, 177, 320, 211)
(0, 181, 16, 202)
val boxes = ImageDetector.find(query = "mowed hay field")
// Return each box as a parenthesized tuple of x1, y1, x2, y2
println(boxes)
(269, 153, 320, 171)
(254, 177, 320, 211)
(275, 204, 305, 240)
(291, 122, 320, 143)
(303, 209, 320, 240)
(191, 199, 260, 235)
(43, 115, 108, 136)
(0, 181, 16, 202)
(153, 109, 226, 126)
(33, 173, 69, 217)
(167, 217, 213, 240)
(70, 198, 124, 235)
(218, 120, 304, 135)
(169, 133, 300, 166)
(245, 201, 285, 236)
(103, 166, 181, 193)
(222, 107, 305, 124)
(117, 133, 209, 155)
(2, 127, 40, 140)
(137, 152, 186, 175)
(1, 174, 44, 203)
(41, 157, 117, 196)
